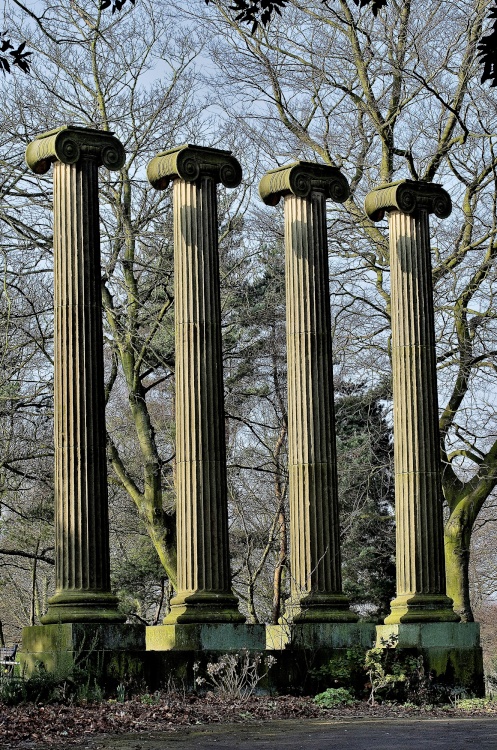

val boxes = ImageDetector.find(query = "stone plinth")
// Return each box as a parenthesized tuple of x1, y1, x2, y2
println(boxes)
(265, 622, 375, 696)
(146, 623, 266, 651)
(365, 181, 458, 624)
(266, 622, 375, 650)
(26, 126, 126, 624)
(20, 624, 145, 684)
(144, 623, 374, 694)
(147, 145, 244, 624)
(260, 162, 357, 623)
(144, 623, 267, 693)
(376, 623, 483, 695)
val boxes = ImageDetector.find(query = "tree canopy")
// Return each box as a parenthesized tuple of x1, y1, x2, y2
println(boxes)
(209, 0, 497, 86)
(4, 0, 497, 85)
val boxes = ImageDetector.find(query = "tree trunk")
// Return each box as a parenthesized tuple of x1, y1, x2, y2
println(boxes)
(30, 541, 39, 627)
(247, 580, 258, 624)
(444, 504, 474, 622)
(271, 507, 287, 624)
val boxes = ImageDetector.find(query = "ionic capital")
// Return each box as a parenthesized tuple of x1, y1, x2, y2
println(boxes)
(147, 144, 242, 191)
(364, 180, 452, 222)
(25, 125, 125, 175)
(259, 161, 349, 207)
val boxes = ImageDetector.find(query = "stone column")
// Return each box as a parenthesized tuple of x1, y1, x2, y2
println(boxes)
(259, 162, 357, 622)
(365, 180, 459, 623)
(25, 126, 126, 623)
(147, 144, 244, 623)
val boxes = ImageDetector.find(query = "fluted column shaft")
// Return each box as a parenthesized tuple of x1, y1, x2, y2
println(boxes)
(365, 180, 458, 623)
(25, 126, 125, 623)
(260, 162, 357, 622)
(147, 144, 244, 623)
(171, 176, 241, 618)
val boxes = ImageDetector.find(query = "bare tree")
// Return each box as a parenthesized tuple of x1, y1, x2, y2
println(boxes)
(1, 0, 260, 623)
(0, 0, 210, 617)
(199, 0, 497, 621)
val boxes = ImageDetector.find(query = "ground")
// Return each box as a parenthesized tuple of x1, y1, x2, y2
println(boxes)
(2, 696, 497, 749)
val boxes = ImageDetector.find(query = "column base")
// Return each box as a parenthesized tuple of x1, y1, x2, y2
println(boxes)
(286, 593, 359, 623)
(164, 591, 245, 624)
(384, 594, 460, 624)
(376, 623, 484, 695)
(41, 590, 125, 624)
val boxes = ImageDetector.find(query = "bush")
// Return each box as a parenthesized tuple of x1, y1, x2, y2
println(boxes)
(0, 676, 27, 705)
(457, 697, 489, 710)
(0, 659, 108, 705)
(314, 687, 355, 707)
(310, 647, 367, 697)
(194, 651, 276, 700)
(364, 639, 411, 705)
(364, 636, 454, 706)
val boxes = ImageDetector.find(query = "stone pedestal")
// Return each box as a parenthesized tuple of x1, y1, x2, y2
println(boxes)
(365, 181, 458, 624)
(259, 162, 357, 623)
(144, 623, 266, 692)
(20, 624, 145, 685)
(265, 622, 375, 695)
(147, 145, 244, 623)
(266, 622, 375, 650)
(25, 126, 126, 623)
(146, 623, 266, 651)
(376, 623, 483, 695)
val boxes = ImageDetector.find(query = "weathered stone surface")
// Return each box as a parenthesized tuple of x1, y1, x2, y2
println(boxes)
(259, 161, 349, 206)
(376, 623, 484, 695)
(260, 162, 356, 623)
(364, 179, 452, 222)
(148, 145, 243, 624)
(25, 124, 125, 174)
(376, 622, 480, 649)
(146, 624, 266, 651)
(147, 143, 242, 190)
(19, 623, 145, 682)
(266, 623, 376, 650)
(25, 126, 125, 624)
(22, 623, 145, 653)
(365, 181, 458, 624)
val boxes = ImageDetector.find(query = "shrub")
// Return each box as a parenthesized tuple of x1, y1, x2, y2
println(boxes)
(456, 697, 489, 710)
(194, 651, 276, 700)
(314, 687, 355, 707)
(310, 646, 367, 697)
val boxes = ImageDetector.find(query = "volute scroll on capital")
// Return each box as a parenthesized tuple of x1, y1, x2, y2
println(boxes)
(259, 161, 350, 207)
(25, 125, 125, 175)
(147, 144, 242, 191)
(364, 180, 452, 222)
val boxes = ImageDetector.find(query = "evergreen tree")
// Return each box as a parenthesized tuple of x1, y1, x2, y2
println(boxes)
(335, 383, 395, 621)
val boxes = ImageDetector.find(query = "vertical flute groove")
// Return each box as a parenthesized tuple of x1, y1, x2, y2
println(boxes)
(46, 160, 122, 620)
(166, 174, 243, 623)
(285, 192, 356, 622)
(383, 208, 458, 623)
(25, 126, 125, 624)
(53, 160, 108, 591)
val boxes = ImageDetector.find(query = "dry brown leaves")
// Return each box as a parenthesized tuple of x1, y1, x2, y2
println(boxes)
(1, 694, 497, 749)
